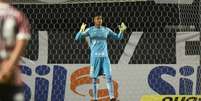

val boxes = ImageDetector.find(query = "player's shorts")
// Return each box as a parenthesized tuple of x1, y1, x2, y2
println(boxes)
(90, 57, 112, 79)
(0, 83, 24, 101)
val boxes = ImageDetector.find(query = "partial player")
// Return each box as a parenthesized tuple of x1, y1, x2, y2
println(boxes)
(75, 14, 127, 101)
(0, 0, 31, 101)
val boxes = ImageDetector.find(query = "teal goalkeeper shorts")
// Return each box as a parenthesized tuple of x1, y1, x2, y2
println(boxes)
(90, 57, 112, 79)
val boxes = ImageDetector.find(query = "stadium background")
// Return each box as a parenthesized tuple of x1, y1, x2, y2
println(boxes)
(11, 0, 201, 101)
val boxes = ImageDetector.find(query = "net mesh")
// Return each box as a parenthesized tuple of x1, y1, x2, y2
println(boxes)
(10, 0, 201, 101)
(11, 1, 201, 64)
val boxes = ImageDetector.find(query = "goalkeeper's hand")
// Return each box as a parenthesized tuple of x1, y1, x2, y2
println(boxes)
(118, 22, 127, 33)
(79, 23, 87, 32)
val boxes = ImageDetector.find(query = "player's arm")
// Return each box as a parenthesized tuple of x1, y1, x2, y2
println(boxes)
(108, 22, 127, 40)
(8, 40, 28, 68)
(0, 37, 29, 82)
(9, 12, 30, 68)
(75, 23, 89, 41)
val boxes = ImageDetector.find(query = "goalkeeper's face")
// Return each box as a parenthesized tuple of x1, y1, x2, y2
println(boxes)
(94, 16, 102, 27)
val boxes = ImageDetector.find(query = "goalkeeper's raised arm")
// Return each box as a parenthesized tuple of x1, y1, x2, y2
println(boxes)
(107, 22, 127, 40)
(75, 23, 89, 40)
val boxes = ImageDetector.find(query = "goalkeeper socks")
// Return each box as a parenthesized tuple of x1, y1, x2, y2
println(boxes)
(106, 76, 114, 99)
(92, 78, 98, 100)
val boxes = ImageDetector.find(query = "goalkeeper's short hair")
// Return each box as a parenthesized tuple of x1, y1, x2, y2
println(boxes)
(92, 12, 102, 19)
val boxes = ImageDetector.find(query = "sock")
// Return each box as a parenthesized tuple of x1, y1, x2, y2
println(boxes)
(92, 78, 98, 100)
(106, 76, 114, 99)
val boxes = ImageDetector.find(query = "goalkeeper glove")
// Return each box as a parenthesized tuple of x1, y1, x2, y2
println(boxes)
(79, 23, 87, 32)
(118, 22, 127, 33)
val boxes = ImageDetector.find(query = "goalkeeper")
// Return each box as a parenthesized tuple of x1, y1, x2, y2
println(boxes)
(75, 15, 127, 101)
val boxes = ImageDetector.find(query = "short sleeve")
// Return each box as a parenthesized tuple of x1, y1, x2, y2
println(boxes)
(16, 11, 31, 40)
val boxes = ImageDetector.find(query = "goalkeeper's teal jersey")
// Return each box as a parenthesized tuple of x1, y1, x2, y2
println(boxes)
(75, 26, 123, 58)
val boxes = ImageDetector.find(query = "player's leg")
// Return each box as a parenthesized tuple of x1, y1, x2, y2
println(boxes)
(102, 57, 115, 100)
(92, 77, 99, 101)
(0, 83, 12, 101)
(105, 75, 115, 100)
(0, 83, 24, 101)
(90, 57, 101, 101)
(11, 85, 24, 101)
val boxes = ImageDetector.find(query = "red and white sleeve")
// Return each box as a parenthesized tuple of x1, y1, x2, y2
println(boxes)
(16, 11, 31, 40)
